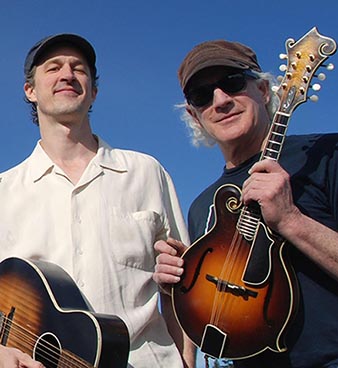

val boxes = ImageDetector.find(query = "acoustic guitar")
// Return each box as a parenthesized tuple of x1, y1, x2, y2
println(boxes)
(0, 257, 129, 367)
(172, 27, 337, 360)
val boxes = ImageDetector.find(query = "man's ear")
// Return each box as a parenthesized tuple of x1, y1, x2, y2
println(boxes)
(24, 82, 37, 103)
(258, 79, 270, 105)
(91, 86, 98, 103)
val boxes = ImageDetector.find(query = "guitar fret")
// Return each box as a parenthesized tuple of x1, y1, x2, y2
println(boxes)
(271, 127, 286, 135)
(267, 140, 282, 148)
(262, 154, 278, 160)
(240, 228, 256, 237)
(240, 222, 257, 230)
(275, 111, 291, 117)
(266, 147, 279, 154)
(273, 121, 288, 127)
(237, 207, 261, 240)
(268, 140, 283, 145)
(271, 131, 284, 137)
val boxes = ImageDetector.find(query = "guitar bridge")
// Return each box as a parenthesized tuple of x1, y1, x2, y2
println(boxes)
(200, 324, 227, 359)
(0, 307, 15, 346)
(0, 311, 4, 342)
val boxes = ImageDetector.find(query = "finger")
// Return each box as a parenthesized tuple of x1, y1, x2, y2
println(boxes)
(249, 159, 284, 175)
(156, 253, 184, 267)
(166, 237, 187, 252)
(18, 355, 45, 368)
(154, 240, 179, 256)
(155, 258, 184, 275)
(153, 266, 183, 286)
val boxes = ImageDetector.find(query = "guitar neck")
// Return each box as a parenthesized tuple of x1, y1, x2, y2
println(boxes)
(260, 111, 290, 163)
(238, 26, 337, 238)
(238, 112, 290, 239)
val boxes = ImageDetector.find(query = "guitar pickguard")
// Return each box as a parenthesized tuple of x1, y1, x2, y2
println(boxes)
(243, 223, 276, 285)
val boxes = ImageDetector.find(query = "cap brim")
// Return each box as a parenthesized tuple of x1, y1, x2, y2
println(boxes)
(25, 33, 96, 76)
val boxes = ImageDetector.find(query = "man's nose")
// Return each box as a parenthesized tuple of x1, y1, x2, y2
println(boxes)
(59, 64, 75, 80)
(213, 88, 233, 107)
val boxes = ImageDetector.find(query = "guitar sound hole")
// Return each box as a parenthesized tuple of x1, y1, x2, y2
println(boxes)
(34, 332, 61, 368)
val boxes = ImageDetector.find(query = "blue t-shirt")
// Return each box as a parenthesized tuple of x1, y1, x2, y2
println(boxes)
(188, 134, 338, 368)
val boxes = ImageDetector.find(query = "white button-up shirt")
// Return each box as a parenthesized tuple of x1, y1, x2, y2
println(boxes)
(0, 137, 189, 367)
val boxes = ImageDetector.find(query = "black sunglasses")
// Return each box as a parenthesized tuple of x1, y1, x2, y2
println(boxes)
(184, 70, 258, 108)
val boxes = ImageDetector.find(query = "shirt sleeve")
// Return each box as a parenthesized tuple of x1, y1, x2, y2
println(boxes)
(160, 168, 190, 246)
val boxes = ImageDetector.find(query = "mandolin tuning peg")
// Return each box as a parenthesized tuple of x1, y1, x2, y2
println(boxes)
(324, 63, 335, 71)
(309, 95, 319, 102)
(271, 85, 279, 92)
(279, 53, 288, 60)
(311, 83, 321, 91)
(276, 75, 284, 82)
(279, 64, 288, 72)
(316, 73, 326, 81)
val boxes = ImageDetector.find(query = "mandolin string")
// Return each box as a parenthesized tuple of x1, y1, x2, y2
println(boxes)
(216, 232, 243, 326)
(212, 202, 255, 327)
(210, 220, 244, 327)
(0, 316, 92, 368)
(208, 210, 237, 326)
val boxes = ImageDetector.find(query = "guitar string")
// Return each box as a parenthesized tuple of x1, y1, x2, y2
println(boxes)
(211, 120, 278, 328)
(210, 82, 281, 328)
(205, 198, 240, 327)
(211, 226, 243, 327)
(1, 323, 90, 368)
(0, 321, 89, 368)
(208, 121, 283, 343)
(0, 316, 92, 368)
(223, 230, 250, 323)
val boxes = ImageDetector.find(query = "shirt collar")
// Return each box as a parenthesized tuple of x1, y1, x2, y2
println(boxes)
(30, 136, 128, 182)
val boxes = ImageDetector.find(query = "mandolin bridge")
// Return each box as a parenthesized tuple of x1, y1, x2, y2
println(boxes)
(206, 274, 258, 299)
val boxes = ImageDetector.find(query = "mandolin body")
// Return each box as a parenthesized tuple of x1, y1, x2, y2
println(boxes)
(172, 184, 299, 360)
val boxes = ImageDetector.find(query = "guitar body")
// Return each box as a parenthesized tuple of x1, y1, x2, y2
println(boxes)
(172, 184, 299, 360)
(0, 257, 129, 368)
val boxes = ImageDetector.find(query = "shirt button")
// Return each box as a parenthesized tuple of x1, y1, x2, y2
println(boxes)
(76, 248, 83, 255)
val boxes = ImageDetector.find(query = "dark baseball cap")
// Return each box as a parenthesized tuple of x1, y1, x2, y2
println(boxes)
(178, 39, 262, 91)
(24, 33, 97, 78)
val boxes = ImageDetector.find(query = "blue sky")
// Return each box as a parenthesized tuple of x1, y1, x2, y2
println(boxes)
(1, 1, 338, 217)
(1, 1, 337, 366)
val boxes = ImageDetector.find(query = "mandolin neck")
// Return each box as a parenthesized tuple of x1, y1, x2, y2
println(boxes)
(238, 111, 290, 240)
(260, 111, 290, 163)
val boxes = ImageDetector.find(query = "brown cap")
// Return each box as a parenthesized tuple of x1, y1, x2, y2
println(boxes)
(178, 39, 262, 91)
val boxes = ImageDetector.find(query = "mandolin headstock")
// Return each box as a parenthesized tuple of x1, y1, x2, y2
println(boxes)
(274, 27, 336, 115)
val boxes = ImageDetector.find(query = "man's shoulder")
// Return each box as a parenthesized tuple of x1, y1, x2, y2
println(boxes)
(0, 157, 30, 182)
(283, 133, 338, 162)
(189, 175, 227, 214)
(285, 132, 338, 146)
(98, 138, 166, 175)
(110, 147, 163, 169)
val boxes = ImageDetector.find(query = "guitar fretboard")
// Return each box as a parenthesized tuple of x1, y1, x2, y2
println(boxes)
(261, 112, 290, 162)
